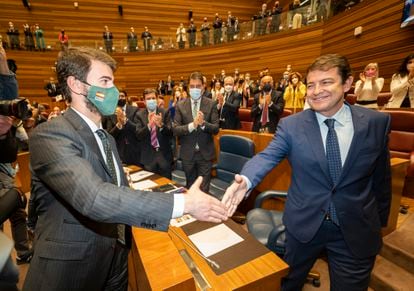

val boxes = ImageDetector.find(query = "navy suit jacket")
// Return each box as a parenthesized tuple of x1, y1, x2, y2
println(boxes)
(241, 105, 391, 258)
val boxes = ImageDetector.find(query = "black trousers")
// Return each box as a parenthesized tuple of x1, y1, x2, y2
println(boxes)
(182, 151, 212, 192)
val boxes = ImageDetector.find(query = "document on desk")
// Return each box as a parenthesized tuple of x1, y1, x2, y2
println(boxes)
(130, 170, 154, 182)
(132, 179, 158, 190)
(188, 223, 244, 257)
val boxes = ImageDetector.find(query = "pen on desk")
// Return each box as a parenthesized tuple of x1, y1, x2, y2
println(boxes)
(169, 227, 220, 270)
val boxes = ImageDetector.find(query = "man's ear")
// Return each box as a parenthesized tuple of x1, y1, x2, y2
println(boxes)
(343, 76, 354, 93)
(67, 76, 82, 94)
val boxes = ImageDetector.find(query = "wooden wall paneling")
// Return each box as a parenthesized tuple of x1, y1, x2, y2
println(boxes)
(321, 0, 414, 91)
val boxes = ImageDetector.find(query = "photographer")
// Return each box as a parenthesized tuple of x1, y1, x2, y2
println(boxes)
(0, 45, 32, 276)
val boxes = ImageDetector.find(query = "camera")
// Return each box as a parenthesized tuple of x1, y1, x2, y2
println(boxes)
(0, 98, 32, 120)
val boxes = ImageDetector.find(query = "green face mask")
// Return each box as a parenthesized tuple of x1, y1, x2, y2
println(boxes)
(83, 82, 119, 116)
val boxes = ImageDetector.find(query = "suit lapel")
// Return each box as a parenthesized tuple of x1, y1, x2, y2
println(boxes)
(302, 110, 332, 183)
(64, 108, 113, 182)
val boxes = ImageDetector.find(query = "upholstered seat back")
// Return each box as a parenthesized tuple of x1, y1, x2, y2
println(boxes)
(216, 135, 255, 183)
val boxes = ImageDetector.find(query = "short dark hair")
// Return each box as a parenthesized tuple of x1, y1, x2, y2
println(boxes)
(119, 90, 127, 97)
(307, 54, 352, 84)
(188, 71, 204, 85)
(143, 88, 158, 98)
(56, 47, 117, 102)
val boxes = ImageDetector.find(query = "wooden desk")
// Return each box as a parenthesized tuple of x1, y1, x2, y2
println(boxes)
(128, 170, 289, 290)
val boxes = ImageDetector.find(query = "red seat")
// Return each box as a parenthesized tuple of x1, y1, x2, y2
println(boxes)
(238, 108, 253, 131)
(381, 109, 414, 197)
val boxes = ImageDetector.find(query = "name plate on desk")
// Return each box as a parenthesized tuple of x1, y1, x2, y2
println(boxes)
(181, 219, 270, 275)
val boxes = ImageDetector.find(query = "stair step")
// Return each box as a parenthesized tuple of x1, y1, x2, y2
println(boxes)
(370, 256, 414, 291)
(381, 213, 414, 274)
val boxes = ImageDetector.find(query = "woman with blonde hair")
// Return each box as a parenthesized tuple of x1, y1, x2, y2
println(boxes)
(283, 72, 306, 110)
(355, 62, 384, 108)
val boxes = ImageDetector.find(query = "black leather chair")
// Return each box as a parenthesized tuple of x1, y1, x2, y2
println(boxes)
(209, 135, 255, 200)
(246, 190, 321, 287)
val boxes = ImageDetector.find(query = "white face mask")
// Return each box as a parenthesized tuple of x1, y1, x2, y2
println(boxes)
(224, 85, 233, 93)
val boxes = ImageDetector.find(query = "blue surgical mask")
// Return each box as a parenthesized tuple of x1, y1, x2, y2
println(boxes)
(146, 99, 157, 112)
(189, 88, 202, 100)
(83, 83, 119, 116)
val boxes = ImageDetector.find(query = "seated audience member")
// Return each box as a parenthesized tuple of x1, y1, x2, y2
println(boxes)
(276, 70, 290, 93)
(48, 106, 61, 120)
(355, 63, 384, 108)
(136, 88, 173, 179)
(251, 75, 285, 133)
(211, 80, 224, 102)
(44, 77, 59, 97)
(387, 53, 414, 108)
(202, 76, 212, 99)
(218, 76, 241, 129)
(157, 79, 165, 95)
(164, 75, 174, 95)
(241, 73, 254, 107)
(168, 86, 181, 120)
(283, 72, 307, 109)
(102, 90, 142, 166)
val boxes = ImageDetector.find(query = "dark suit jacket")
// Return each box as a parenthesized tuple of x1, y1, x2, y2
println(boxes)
(251, 90, 285, 133)
(173, 97, 219, 161)
(103, 105, 142, 166)
(25, 108, 174, 290)
(219, 91, 242, 130)
(241, 105, 391, 259)
(135, 107, 173, 166)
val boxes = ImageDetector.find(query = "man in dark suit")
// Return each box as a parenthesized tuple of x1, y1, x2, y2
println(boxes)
(136, 88, 173, 179)
(223, 54, 391, 290)
(44, 77, 59, 97)
(173, 71, 220, 192)
(102, 90, 142, 167)
(218, 76, 241, 129)
(251, 75, 285, 133)
(24, 48, 228, 291)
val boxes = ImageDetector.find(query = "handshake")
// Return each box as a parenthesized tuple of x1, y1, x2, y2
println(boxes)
(183, 175, 248, 223)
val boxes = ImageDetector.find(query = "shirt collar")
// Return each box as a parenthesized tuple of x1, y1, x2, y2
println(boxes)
(315, 103, 350, 127)
(71, 107, 102, 132)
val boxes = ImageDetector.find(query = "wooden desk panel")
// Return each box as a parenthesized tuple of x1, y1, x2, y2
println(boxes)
(169, 226, 289, 291)
(383, 158, 409, 236)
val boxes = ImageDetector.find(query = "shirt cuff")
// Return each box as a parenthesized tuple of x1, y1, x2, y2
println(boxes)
(188, 122, 195, 132)
(172, 194, 185, 218)
(240, 175, 252, 197)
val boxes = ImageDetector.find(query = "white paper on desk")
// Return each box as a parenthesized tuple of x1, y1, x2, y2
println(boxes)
(188, 224, 244, 257)
(132, 179, 157, 190)
(130, 170, 154, 182)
